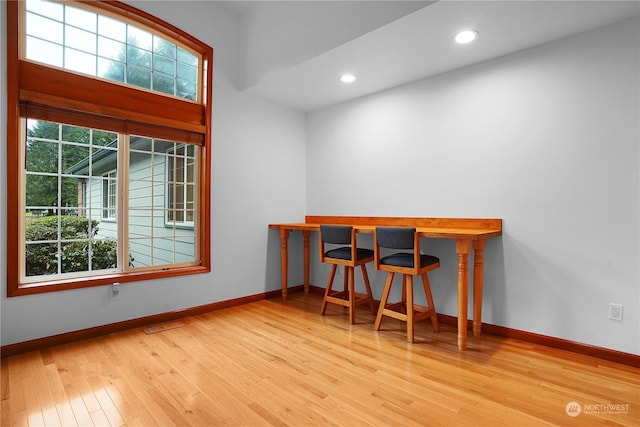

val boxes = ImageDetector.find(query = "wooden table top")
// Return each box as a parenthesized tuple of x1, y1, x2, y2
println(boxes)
(269, 216, 502, 240)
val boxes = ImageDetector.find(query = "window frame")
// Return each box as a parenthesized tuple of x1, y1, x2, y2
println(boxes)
(7, 0, 212, 297)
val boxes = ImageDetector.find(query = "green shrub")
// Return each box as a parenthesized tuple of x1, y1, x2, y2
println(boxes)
(25, 215, 123, 276)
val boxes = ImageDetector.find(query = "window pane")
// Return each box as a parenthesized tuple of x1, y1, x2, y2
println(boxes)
(153, 74, 174, 96)
(98, 58, 124, 82)
(92, 130, 118, 147)
(91, 146, 118, 176)
(26, 174, 58, 210)
(153, 55, 174, 75)
(62, 125, 90, 144)
(24, 0, 200, 102)
(65, 47, 96, 75)
(127, 26, 152, 50)
(127, 137, 197, 268)
(177, 62, 197, 83)
(27, 36, 63, 67)
(66, 25, 97, 54)
(177, 46, 197, 66)
(61, 241, 90, 273)
(130, 136, 154, 153)
(177, 80, 197, 101)
(61, 177, 80, 208)
(27, 12, 63, 44)
(25, 242, 58, 276)
(152, 139, 175, 154)
(91, 239, 119, 271)
(24, 119, 124, 280)
(26, 140, 58, 173)
(175, 236, 195, 263)
(65, 5, 96, 32)
(98, 14, 126, 42)
(186, 184, 195, 207)
(127, 45, 151, 69)
(62, 144, 90, 173)
(26, 0, 63, 21)
(127, 66, 151, 89)
(153, 37, 176, 59)
(98, 36, 124, 60)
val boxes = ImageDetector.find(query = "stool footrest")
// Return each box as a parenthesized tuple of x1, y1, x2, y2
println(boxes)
(326, 292, 372, 307)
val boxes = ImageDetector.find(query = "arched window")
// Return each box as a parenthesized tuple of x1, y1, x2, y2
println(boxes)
(6, 0, 212, 296)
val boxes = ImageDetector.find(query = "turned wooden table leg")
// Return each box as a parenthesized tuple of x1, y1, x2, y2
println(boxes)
(279, 229, 290, 300)
(473, 239, 486, 337)
(303, 230, 311, 294)
(456, 240, 471, 350)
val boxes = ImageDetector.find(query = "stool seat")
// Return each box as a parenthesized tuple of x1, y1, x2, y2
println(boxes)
(326, 247, 374, 261)
(380, 253, 439, 268)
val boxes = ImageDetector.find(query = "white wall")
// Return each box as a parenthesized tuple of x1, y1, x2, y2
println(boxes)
(307, 17, 640, 354)
(1, 3, 638, 356)
(0, 1, 308, 346)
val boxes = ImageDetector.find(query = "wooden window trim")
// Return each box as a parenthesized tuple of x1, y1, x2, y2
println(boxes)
(6, 0, 212, 297)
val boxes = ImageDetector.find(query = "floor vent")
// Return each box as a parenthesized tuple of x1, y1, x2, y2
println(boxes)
(143, 321, 185, 334)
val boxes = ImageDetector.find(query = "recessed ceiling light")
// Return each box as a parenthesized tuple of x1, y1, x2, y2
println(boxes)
(340, 74, 356, 83)
(454, 30, 478, 44)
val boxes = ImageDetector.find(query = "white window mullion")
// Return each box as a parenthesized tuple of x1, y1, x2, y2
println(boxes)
(150, 142, 156, 264)
(87, 129, 93, 271)
(57, 124, 63, 275)
(117, 134, 129, 272)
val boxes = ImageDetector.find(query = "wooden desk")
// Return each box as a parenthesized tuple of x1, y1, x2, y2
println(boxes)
(269, 216, 502, 350)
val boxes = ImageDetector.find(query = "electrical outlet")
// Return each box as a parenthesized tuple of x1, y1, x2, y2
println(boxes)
(111, 282, 121, 300)
(608, 303, 623, 321)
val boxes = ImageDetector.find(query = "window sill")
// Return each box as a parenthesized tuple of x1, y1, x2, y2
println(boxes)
(8, 264, 210, 297)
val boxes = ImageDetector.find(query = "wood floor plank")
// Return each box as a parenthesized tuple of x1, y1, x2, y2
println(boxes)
(2, 293, 638, 426)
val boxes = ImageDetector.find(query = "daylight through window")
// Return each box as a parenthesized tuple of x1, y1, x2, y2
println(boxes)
(25, 0, 200, 100)
(7, 0, 212, 296)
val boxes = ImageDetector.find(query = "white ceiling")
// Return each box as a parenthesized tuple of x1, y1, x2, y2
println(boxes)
(217, 0, 640, 112)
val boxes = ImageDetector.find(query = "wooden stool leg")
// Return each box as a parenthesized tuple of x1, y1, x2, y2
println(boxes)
(405, 275, 414, 343)
(421, 273, 439, 332)
(320, 264, 337, 315)
(374, 273, 394, 330)
(343, 266, 348, 294)
(348, 267, 356, 324)
(360, 264, 376, 315)
(401, 279, 407, 314)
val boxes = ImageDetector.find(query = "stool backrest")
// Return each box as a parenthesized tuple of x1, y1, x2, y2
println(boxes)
(374, 226, 421, 274)
(320, 225, 353, 245)
(375, 227, 416, 249)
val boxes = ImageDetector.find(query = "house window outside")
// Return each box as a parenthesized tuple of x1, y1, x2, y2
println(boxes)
(102, 171, 117, 220)
(167, 144, 196, 227)
(8, 0, 212, 296)
(25, 0, 199, 101)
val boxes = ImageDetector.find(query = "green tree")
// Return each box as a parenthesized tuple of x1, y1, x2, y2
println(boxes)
(101, 35, 196, 100)
(26, 120, 114, 215)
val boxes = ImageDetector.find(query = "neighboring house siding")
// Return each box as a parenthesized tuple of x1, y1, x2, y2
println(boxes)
(85, 151, 195, 269)
(87, 177, 118, 240)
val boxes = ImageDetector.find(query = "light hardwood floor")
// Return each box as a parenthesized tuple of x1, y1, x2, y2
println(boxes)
(2, 292, 639, 426)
